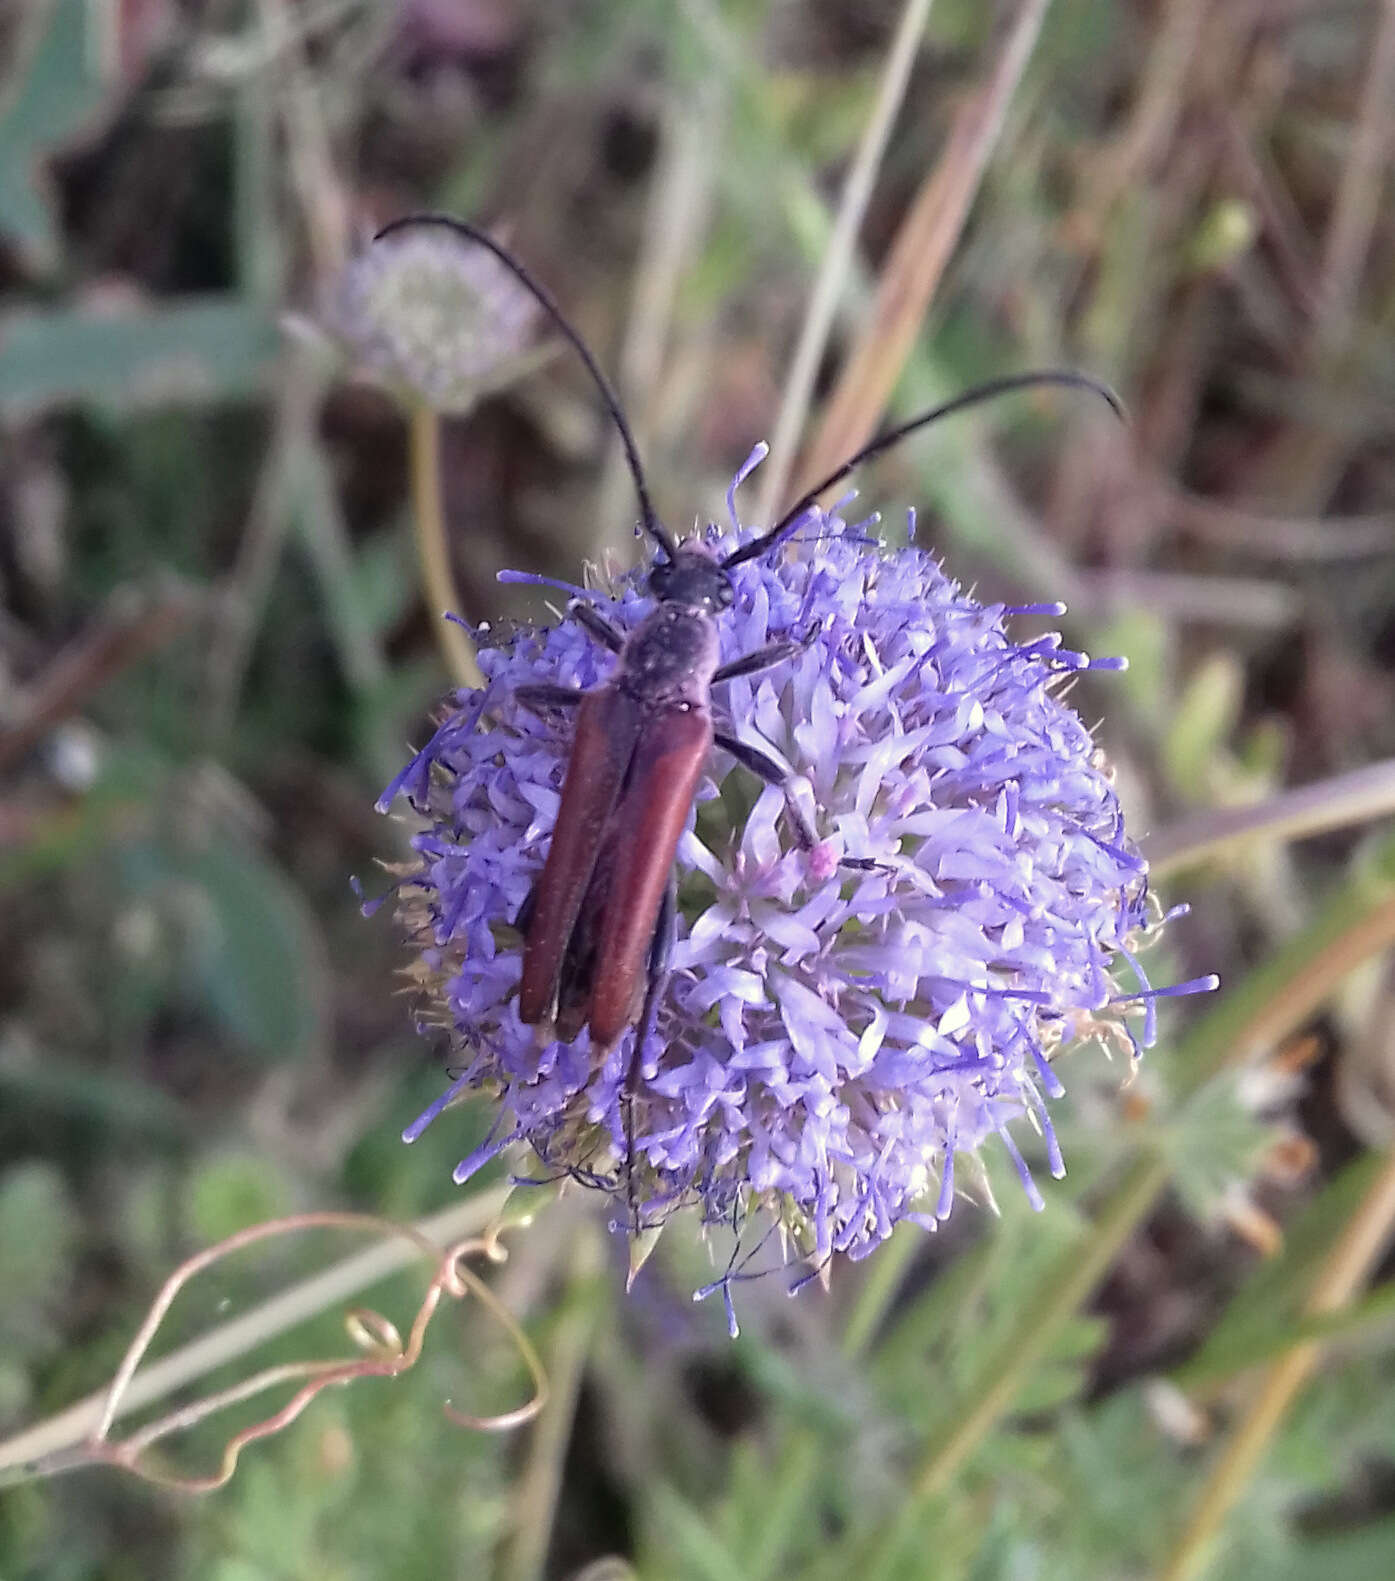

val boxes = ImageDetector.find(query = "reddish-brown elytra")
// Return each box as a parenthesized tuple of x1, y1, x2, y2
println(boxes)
(373, 214, 1123, 1070)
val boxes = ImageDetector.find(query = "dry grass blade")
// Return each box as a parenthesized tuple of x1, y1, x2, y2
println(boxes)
(792, 0, 1053, 499)
(753, 0, 935, 528)
(1310, 0, 1395, 355)
(593, 83, 721, 562)
(1144, 759, 1395, 878)
(1159, 1143, 1395, 1581)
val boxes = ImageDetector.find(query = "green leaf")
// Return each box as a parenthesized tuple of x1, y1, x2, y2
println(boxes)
(645, 1482, 752, 1581)
(186, 1151, 299, 1244)
(118, 830, 330, 1064)
(178, 835, 331, 1064)
(1161, 1072, 1275, 1220)
(1271, 1519, 1395, 1581)
(0, 0, 113, 268)
(1163, 653, 1243, 801)
(0, 297, 279, 417)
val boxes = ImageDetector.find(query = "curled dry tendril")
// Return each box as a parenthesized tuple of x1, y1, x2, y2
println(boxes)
(18, 1211, 547, 1492)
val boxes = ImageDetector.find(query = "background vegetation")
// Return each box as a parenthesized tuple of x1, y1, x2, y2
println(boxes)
(3, 1, 1395, 1577)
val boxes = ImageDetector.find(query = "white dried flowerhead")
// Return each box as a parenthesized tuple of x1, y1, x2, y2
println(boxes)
(321, 224, 540, 412)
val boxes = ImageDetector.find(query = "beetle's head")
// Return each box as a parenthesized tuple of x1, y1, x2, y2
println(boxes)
(648, 542, 735, 613)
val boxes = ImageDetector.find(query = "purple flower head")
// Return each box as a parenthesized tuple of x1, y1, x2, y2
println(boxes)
(379, 452, 1209, 1301)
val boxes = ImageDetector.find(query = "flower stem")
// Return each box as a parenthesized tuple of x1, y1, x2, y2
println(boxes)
(409, 402, 484, 690)
(1158, 1141, 1395, 1581)
(743, 1226, 922, 1581)
(500, 1222, 603, 1581)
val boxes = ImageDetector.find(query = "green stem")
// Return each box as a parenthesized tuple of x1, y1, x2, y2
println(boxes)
(745, 1226, 923, 1581)
(409, 402, 484, 691)
(863, 1150, 1169, 1581)
(500, 1223, 603, 1581)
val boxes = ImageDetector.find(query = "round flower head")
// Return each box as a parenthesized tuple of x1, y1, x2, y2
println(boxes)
(379, 452, 1210, 1313)
(319, 222, 541, 412)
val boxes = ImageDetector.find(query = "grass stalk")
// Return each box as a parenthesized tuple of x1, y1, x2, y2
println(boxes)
(795, 0, 1054, 496)
(753, 0, 935, 529)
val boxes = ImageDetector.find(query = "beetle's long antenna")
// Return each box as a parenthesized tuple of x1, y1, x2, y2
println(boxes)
(723, 369, 1125, 569)
(374, 213, 677, 561)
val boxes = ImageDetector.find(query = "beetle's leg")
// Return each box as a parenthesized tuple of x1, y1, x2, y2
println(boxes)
(713, 728, 882, 872)
(714, 729, 793, 796)
(569, 600, 626, 653)
(624, 872, 677, 1234)
(711, 623, 817, 685)
(515, 682, 584, 713)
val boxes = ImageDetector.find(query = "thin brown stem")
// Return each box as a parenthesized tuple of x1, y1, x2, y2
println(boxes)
(0, 1187, 512, 1476)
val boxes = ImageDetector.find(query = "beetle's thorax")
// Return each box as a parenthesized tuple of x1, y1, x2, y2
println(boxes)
(619, 603, 721, 708)
(647, 541, 734, 614)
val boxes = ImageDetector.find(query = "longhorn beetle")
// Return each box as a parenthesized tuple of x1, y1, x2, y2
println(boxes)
(374, 215, 1122, 1130)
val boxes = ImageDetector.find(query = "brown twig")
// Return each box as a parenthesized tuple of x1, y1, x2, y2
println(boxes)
(0, 580, 199, 773)
(1086, 0, 1208, 221)
(1165, 487, 1395, 560)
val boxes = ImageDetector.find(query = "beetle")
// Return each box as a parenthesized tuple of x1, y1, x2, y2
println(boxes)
(374, 215, 1121, 1086)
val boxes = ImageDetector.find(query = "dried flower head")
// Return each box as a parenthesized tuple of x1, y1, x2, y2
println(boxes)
(319, 223, 541, 412)
(378, 456, 1210, 1311)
